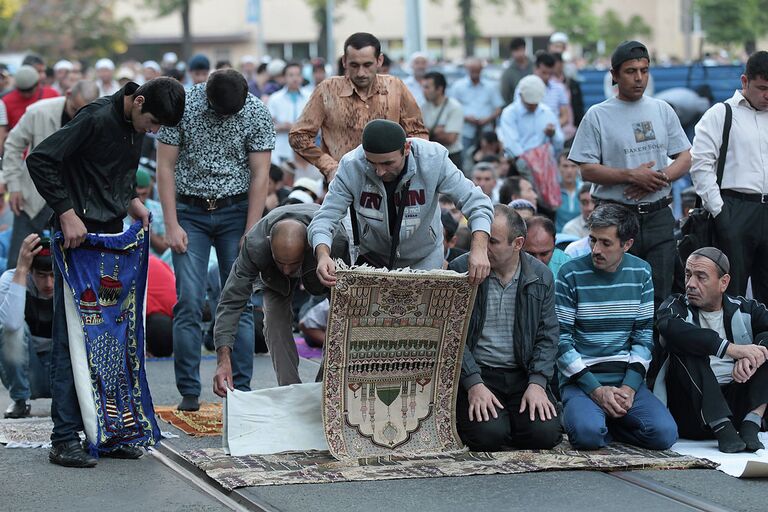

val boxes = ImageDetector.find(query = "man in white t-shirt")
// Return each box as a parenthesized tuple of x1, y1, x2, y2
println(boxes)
(656, 247, 768, 453)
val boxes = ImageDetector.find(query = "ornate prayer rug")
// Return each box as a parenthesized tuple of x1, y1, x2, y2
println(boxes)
(323, 265, 475, 460)
(181, 442, 717, 490)
(155, 403, 223, 436)
(0, 417, 55, 448)
(54, 221, 160, 453)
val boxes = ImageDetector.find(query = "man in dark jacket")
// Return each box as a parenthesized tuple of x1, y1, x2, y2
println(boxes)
(212, 203, 348, 394)
(448, 204, 561, 450)
(27, 78, 185, 468)
(656, 247, 768, 453)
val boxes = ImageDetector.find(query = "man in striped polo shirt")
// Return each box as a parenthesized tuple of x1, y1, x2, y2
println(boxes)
(555, 203, 678, 450)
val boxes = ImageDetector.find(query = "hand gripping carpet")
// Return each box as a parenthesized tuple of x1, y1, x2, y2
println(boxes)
(322, 264, 476, 460)
(53, 221, 160, 453)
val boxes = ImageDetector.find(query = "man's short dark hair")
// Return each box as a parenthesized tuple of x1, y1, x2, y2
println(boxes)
(494, 204, 527, 241)
(587, 203, 639, 243)
(579, 182, 592, 196)
(499, 176, 525, 205)
(535, 51, 555, 69)
(526, 215, 555, 242)
(424, 71, 447, 93)
(206, 69, 248, 116)
(343, 32, 381, 57)
(133, 77, 185, 127)
(745, 51, 768, 82)
(22, 53, 44, 67)
(269, 164, 283, 182)
(381, 53, 392, 67)
(510, 37, 526, 51)
(283, 62, 301, 75)
(551, 52, 563, 64)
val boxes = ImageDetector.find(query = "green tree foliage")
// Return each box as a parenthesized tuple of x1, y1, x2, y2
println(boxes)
(1, 0, 133, 60)
(457, 0, 517, 57)
(144, 0, 193, 61)
(304, 0, 371, 60)
(697, 0, 768, 54)
(547, 0, 599, 47)
(598, 9, 652, 55)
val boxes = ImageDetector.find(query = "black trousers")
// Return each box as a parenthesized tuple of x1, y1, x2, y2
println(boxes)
(146, 313, 173, 357)
(666, 352, 768, 439)
(628, 206, 676, 309)
(456, 367, 562, 451)
(715, 194, 768, 305)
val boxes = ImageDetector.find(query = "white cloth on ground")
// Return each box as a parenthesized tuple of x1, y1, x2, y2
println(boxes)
(223, 383, 327, 456)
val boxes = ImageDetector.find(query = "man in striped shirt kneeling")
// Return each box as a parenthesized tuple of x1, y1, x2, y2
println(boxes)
(555, 203, 678, 450)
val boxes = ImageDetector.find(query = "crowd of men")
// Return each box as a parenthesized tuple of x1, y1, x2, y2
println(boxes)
(0, 30, 767, 469)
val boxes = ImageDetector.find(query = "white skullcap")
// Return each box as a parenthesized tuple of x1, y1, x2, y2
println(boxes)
(142, 60, 161, 72)
(162, 52, 178, 65)
(549, 32, 569, 44)
(409, 52, 428, 64)
(240, 55, 256, 64)
(53, 60, 73, 71)
(517, 75, 546, 104)
(116, 66, 134, 81)
(266, 58, 286, 77)
(94, 58, 115, 70)
(292, 177, 323, 199)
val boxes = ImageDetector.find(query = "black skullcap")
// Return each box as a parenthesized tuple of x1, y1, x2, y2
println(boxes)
(362, 120, 406, 154)
(690, 246, 730, 275)
(31, 237, 52, 272)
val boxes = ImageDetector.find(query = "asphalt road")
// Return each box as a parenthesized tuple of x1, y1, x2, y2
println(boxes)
(2, 355, 765, 512)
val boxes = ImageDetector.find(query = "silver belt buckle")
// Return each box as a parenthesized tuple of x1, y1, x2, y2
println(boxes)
(205, 198, 218, 211)
(637, 202, 651, 214)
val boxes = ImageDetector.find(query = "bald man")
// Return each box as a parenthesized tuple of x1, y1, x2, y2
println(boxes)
(213, 203, 349, 395)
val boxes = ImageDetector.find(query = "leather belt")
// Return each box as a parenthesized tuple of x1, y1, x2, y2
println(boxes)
(721, 190, 768, 204)
(595, 196, 672, 215)
(176, 193, 248, 211)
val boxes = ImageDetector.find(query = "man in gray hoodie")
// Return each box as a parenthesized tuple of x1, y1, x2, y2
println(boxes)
(308, 119, 494, 286)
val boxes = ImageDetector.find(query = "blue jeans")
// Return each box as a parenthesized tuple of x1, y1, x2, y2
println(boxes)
(0, 325, 51, 401)
(562, 383, 678, 450)
(50, 262, 84, 444)
(172, 201, 254, 397)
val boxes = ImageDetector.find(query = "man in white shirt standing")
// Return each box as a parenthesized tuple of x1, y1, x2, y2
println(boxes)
(690, 51, 768, 305)
(268, 62, 311, 166)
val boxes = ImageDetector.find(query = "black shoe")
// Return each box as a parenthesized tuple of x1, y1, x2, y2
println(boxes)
(4, 400, 31, 419)
(740, 421, 765, 452)
(49, 440, 97, 468)
(713, 421, 746, 453)
(178, 395, 200, 411)
(102, 445, 144, 459)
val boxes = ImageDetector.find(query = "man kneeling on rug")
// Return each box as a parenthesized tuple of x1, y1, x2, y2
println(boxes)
(655, 247, 768, 453)
(213, 203, 348, 394)
(555, 203, 678, 450)
(0, 234, 53, 418)
(449, 204, 562, 450)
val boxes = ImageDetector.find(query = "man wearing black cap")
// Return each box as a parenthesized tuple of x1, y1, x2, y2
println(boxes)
(0, 233, 53, 418)
(569, 40, 691, 317)
(187, 54, 211, 86)
(309, 119, 493, 285)
(156, 69, 275, 412)
(656, 247, 768, 453)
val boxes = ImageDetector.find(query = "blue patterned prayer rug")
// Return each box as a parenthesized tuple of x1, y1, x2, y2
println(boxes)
(53, 220, 160, 454)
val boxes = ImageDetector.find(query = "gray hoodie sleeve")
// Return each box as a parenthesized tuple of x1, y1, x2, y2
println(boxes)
(308, 163, 356, 251)
(436, 156, 493, 235)
(214, 240, 262, 350)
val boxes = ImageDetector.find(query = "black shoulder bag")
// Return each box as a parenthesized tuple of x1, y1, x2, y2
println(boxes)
(678, 102, 732, 261)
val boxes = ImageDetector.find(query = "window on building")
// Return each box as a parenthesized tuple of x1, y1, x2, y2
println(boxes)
(291, 42, 311, 61)
(267, 43, 285, 59)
